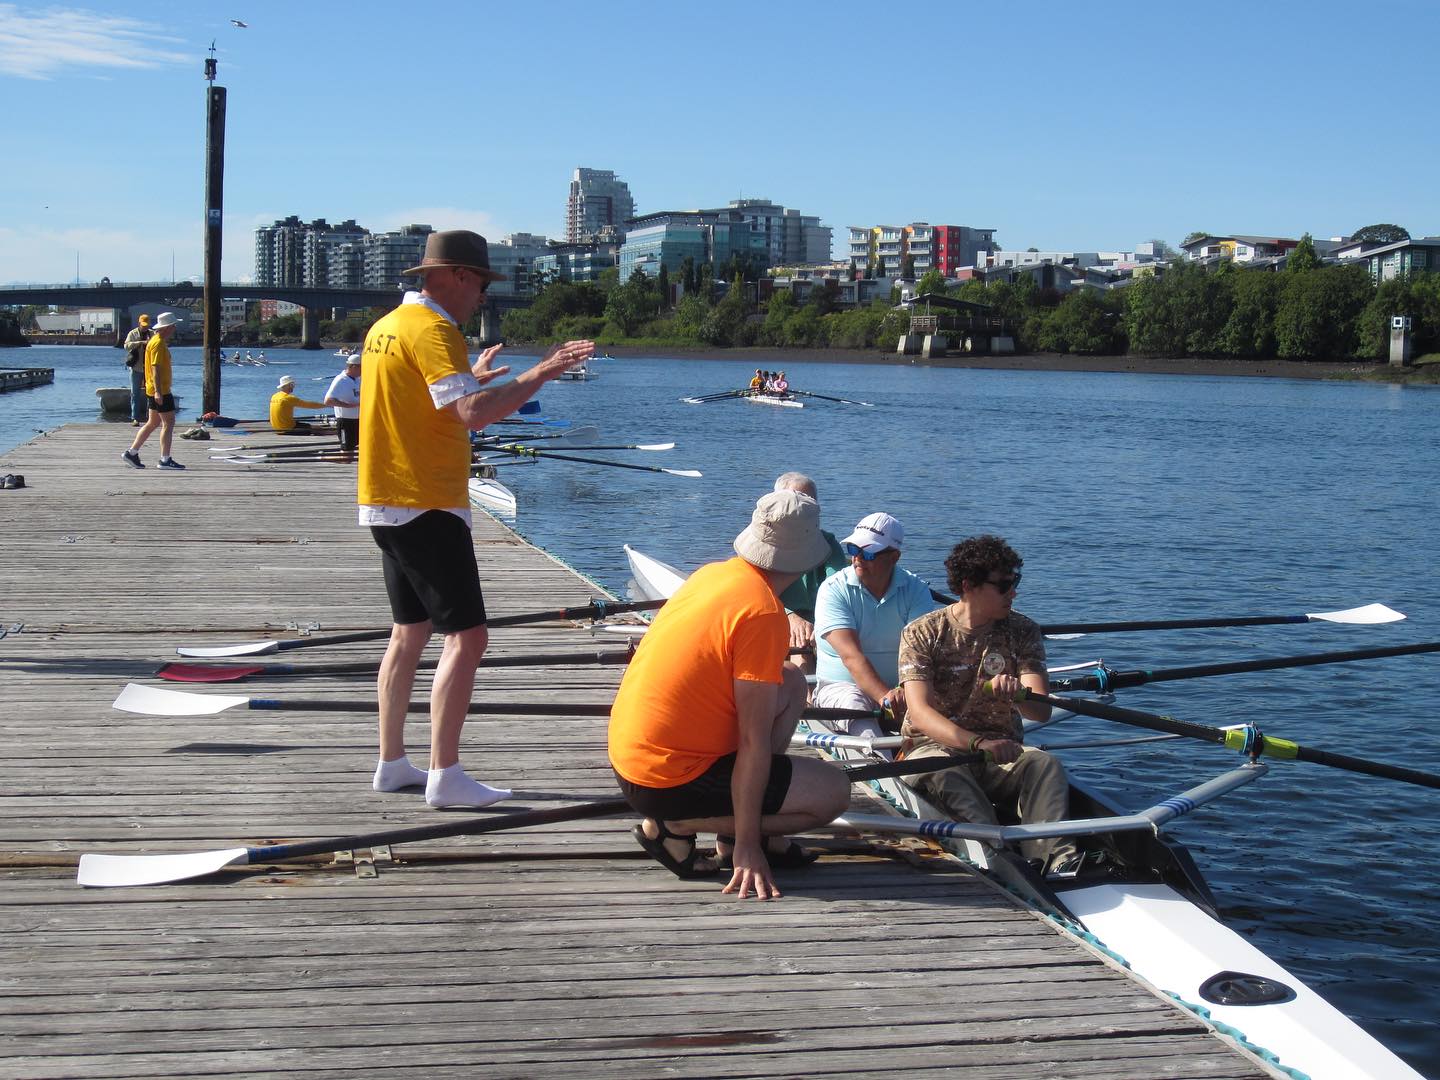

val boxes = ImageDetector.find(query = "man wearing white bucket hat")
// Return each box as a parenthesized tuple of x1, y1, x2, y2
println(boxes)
(268, 374, 327, 433)
(609, 489, 851, 900)
(122, 311, 183, 469)
(324, 355, 362, 462)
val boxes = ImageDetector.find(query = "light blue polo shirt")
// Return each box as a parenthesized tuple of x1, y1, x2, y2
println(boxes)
(814, 565, 940, 686)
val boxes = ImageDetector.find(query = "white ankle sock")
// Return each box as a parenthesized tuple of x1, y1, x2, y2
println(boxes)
(426, 764, 511, 808)
(373, 755, 429, 792)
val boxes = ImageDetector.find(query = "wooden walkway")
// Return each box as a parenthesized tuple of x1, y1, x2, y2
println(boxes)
(0, 424, 1274, 1079)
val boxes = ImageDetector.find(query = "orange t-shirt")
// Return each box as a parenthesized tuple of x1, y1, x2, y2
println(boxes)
(609, 558, 788, 788)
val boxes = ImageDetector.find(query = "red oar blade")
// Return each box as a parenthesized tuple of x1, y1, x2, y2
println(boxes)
(156, 662, 267, 683)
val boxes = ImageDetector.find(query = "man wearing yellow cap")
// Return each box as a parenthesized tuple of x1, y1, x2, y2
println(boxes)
(121, 314, 152, 425)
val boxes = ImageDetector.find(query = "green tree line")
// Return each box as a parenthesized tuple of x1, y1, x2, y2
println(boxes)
(501, 237, 1439, 361)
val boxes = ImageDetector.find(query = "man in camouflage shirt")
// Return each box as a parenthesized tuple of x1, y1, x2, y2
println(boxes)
(897, 534, 1081, 876)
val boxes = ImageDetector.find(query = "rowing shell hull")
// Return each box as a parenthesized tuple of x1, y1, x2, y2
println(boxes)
(744, 393, 803, 408)
(468, 477, 517, 517)
(623, 544, 686, 603)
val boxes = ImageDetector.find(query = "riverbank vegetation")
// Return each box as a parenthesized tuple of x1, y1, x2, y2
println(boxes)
(501, 235, 1439, 366)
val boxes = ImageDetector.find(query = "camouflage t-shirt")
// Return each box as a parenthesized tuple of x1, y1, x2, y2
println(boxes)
(897, 607, 1047, 752)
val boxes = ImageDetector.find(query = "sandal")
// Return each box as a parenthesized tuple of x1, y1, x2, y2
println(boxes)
(714, 834, 820, 871)
(632, 821, 719, 880)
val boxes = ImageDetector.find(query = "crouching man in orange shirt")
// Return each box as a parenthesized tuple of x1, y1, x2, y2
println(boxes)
(608, 490, 851, 900)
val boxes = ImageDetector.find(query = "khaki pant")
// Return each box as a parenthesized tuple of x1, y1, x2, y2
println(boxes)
(906, 744, 1079, 864)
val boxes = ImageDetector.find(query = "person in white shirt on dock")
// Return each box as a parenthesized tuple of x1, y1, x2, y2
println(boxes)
(812, 513, 939, 739)
(324, 355, 362, 463)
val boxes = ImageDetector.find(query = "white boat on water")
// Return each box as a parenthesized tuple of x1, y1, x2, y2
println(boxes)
(467, 475, 517, 517)
(620, 543, 1424, 1080)
(744, 391, 802, 408)
(557, 364, 596, 381)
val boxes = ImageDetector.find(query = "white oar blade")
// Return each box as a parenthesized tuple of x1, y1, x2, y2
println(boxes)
(113, 682, 248, 716)
(77, 848, 249, 888)
(1307, 603, 1405, 625)
(634, 442, 676, 451)
(177, 638, 282, 658)
(663, 468, 702, 478)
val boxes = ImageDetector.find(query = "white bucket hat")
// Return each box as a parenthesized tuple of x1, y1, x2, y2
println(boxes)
(733, 490, 829, 573)
(277, 375, 295, 389)
(153, 311, 179, 329)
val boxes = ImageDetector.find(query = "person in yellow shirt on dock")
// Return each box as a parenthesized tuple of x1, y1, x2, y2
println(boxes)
(121, 311, 183, 470)
(360, 229, 594, 808)
(269, 375, 328, 433)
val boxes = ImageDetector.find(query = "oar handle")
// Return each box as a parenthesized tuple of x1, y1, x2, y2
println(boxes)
(487, 597, 664, 627)
(248, 798, 631, 862)
(841, 755, 980, 783)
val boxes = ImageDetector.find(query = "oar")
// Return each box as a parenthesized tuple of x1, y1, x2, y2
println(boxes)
(77, 797, 633, 887)
(156, 647, 637, 683)
(1019, 689, 1440, 791)
(482, 445, 701, 479)
(1039, 602, 1403, 637)
(75, 755, 968, 888)
(175, 597, 666, 657)
(210, 445, 341, 461)
(681, 390, 747, 404)
(477, 425, 600, 446)
(490, 441, 676, 453)
(113, 682, 889, 720)
(788, 389, 875, 407)
(1050, 640, 1440, 693)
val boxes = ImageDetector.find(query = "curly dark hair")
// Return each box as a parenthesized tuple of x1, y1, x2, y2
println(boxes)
(944, 534, 1023, 595)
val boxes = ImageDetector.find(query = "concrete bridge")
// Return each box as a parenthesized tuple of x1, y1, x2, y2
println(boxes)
(0, 281, 528, 347)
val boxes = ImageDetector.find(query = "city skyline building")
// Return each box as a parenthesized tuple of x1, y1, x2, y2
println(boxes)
(617, 209, 769, 283)
(566, 168, 636, 243)
(848, 223, 998, 277)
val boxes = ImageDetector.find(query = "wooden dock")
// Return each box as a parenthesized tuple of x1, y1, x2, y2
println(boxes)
(0, 424, 1275, 1079)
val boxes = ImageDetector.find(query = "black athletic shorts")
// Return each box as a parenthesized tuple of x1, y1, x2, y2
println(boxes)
(336, 417, 359, 453)
(149, 393, 176, 413)
(370, 510, 487, 633)
(614, 752, 793, 821)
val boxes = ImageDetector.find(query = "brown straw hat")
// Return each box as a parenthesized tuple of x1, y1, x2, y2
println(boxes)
(733, 490, 829, 573)
(402, 230, 507, 282)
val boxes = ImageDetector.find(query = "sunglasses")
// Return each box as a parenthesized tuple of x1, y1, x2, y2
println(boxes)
(985, 573, 1021, 593)
(843, 542, 893, 561)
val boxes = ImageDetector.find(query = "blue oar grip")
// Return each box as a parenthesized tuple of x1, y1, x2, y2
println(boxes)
(250, 698, 283, 710)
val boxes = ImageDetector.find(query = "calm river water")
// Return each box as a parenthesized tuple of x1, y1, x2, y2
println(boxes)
(5, 343, 1440, 1074)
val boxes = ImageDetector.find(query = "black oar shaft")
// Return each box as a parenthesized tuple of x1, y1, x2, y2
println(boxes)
(490, 446, 688, 475)
(1052, 641, 1440, 692)
(1032, 691, 1440, 791)
(246, 699, 870, 718)
(1041, 614, 1308, 634)
(256, 799, 631, 861)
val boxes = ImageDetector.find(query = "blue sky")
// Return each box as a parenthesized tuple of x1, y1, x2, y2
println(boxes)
(1, 0, 1435, 285)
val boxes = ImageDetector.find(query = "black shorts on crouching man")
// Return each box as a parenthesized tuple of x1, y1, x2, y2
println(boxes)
(370, 510, 487, 633)
(614, 752, 794, 822)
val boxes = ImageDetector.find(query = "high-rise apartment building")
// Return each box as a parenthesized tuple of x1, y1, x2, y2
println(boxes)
(566, 168, 636, 243)
(848, 223, 996, 277)
(363, 225, 433, 290)
(255, 217, 371, 287)
(726, 199, 831, 266)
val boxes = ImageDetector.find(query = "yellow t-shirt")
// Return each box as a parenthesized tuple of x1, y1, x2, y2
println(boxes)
(144, 334, 171, 396)
(609, 557, 788, 788)
(357, 304, 474, 509)
(269, 390, 325, 431)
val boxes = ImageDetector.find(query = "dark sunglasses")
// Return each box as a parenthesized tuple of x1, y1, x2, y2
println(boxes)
(843, 542, 893, 561)
(985, 572, 1021, 592)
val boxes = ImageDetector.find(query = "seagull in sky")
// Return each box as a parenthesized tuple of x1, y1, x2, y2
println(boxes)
(230, 19, 248, 28)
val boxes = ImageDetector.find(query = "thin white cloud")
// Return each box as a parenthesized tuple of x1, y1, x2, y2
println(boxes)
(0, 5, 189, 80)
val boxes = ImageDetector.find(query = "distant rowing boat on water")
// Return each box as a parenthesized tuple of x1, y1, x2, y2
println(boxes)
(619, 543, 1426, 1080)
(744, 391, 802, 408)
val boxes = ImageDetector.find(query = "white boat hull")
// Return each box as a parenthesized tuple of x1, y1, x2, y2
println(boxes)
(623, 544, 687, 602)
(467, 476, 516, 517)
(745, 392, 803, 408)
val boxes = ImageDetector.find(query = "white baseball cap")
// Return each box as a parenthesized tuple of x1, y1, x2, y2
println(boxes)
(842, 512, 904, 554)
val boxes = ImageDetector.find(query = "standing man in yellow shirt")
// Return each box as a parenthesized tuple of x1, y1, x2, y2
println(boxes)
(361, 230, 594, 807)
(122, 311, 183, 470)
